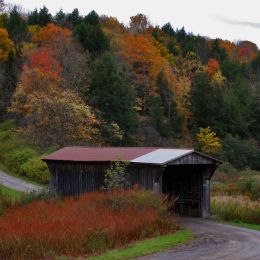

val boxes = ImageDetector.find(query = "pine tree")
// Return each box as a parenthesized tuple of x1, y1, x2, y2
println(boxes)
(156, 71, 182, 136)
(67, 8, 82, 28)
(28, 9, 39, 25)
(6, 6, 27, 43)
(54, 9, 66, 27)
(90, 52, 138, 141)
(84, 10, 99, 25)
(74, 11, 109, 56)
(38, 6, 52, 26)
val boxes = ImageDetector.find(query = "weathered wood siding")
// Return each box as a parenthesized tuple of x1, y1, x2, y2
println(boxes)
(46, 161, 162, 196)
(47, 161, 108, 196)
(170, 153, 216, 165)
(128, 165, 162, 191)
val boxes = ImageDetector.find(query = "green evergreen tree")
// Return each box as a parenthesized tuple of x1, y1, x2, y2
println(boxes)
(149, 95, 170, 137)
(189, 72, 225, 135)
(210, 39, 227, 63)
(6, 6, 27, 43)
(67, 8, 82, 28)
(83, 10, 99, 25)
(161, 22, 175, 36)
(90, 52, 138, 141)
(220, 58, 246, 81)
(250, 87, 260, 139)
(28, 9, 39, 25)
(74, 11, 109, 56)
(38, 6, 52, 26)
(54, 9, 66, 27)
(156, 71, 182, 136)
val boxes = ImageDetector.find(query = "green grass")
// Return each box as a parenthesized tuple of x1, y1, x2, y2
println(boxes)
(212, 218, 260, 231)
(0, 184, 24, 198)
(226, 220, 260, 231)
(82, 230, 192, 260)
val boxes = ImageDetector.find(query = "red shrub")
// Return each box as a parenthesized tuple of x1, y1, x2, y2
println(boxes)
(0, 190, 178, 259)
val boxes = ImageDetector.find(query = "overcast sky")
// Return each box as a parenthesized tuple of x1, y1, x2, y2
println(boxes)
(8, 0, 260, 48)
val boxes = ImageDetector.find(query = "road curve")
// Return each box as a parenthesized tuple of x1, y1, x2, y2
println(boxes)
(0, 170, 43, 192)
(136, 218, 260, 260)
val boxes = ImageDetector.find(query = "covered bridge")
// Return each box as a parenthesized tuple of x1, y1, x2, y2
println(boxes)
(43, 147, 222, 217)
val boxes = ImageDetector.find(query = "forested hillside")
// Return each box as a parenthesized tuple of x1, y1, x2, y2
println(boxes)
(0, 3, 260, 170)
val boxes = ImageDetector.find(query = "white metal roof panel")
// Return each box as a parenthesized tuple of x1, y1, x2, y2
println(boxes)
(131, 149, 193, 165)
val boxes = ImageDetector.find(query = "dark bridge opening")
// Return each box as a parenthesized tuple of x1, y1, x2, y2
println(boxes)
(162, 165, 207, 217)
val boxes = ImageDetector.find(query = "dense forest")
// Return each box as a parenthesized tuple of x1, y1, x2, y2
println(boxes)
(0, 3, 260, 170)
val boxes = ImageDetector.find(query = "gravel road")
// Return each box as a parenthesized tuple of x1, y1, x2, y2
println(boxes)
(0, 170, 43, 192)
(137, 218, 260, 260)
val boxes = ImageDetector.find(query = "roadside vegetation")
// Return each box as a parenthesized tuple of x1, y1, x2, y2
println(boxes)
(211, 195, 260, 225)
(211, 163, 260, 227)
(0, 186, 53, 215)
(0, 184, 24, 199)
(0, 190, 183, 260)
(86, 230, 192, 260)
(0, 120, 50, 185)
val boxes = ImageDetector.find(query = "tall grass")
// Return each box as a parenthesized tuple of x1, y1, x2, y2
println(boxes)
(211, 195, 260, 224)
(0, 190, 179, 259)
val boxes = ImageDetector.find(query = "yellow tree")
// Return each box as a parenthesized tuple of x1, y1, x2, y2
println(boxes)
(9, 87, 99, 147)
(0, 28, 14, 62)
(196, 127, 222, 155)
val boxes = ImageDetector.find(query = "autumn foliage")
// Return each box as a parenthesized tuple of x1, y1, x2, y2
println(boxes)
(119, 34, 178, 113)
(0, 190, 179, 259)
(9, 31, 98, 147)
(0, 28, 14, 62)
(22, 47, 63, 88)
(32, 23, 72, 47)
(196, 127, 222, 155)
(205, 58, 220, 77)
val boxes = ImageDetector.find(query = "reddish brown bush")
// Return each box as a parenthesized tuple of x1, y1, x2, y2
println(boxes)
(0, 190, 178, 259)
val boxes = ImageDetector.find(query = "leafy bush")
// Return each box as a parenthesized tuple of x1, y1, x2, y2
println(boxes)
(0, 190, 179, 259)
(0, 120, 50, 185)
(239, 176, 260, 200)
(217, 162, 237, 174)
(4, 148, 37, 175)
(103, 161, 130, 190)
(21, 157, 50, 184)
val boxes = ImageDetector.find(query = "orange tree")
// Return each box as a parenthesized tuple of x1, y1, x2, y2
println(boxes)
(9, 46, 99, 147)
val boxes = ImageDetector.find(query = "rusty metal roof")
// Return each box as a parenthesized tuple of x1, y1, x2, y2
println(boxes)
(43, 147, 158, 162)
(43, 147, 222, 165)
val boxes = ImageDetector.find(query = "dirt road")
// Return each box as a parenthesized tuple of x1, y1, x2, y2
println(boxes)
(137, 218, 260, 260)
(0, 170, 43, 192)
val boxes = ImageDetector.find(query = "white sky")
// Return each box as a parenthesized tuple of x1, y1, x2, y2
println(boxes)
(8, 0, 260, 48)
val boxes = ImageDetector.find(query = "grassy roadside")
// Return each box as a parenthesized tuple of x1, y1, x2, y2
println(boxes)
(82, 230, 193, 260)
(0, 162, 43, 187)
(214, 219, 260, 231)
(0, 184, 24, 198)
(230, 221, 260, 231)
